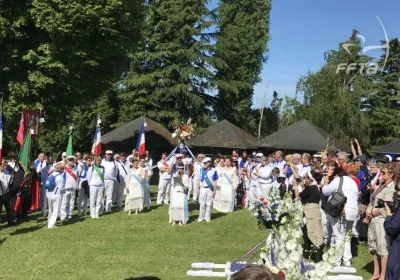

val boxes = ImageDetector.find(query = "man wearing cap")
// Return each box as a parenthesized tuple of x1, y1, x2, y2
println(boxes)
(255, 156, 273, 198)
(101, 151, 118, 212)
(60, 155, 79, 221)
(197, 157, 218, 222)
(157, 152, 172, 205)
(47, 162, 66, 228)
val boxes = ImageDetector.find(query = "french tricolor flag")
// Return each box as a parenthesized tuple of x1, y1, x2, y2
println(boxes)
(91, 122, 102, 157)
(136, 120, 146, 156)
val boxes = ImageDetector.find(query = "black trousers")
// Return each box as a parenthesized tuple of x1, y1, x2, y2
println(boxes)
(0, 194, 16, 225)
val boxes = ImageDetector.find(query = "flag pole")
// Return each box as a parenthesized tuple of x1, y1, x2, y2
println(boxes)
(0, 94, 3, 164)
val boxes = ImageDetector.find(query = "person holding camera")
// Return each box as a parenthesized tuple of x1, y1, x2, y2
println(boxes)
(383, 182, 400, 280)
(365, 164, 397, 280)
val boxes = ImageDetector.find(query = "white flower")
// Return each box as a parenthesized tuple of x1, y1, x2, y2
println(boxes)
(260, 252, 267, 259)
(286, 240, 297, 251)
(289, 251, 302, 262)
(280, 231, 288, 241)
(292, 229, 302, 239)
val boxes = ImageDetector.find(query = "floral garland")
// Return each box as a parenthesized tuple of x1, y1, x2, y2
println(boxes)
(253, 191, 348, 280)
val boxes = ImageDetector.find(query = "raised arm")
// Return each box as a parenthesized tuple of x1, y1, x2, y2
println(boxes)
(355, 138, 363, 155)
(350, 140, 357, 158)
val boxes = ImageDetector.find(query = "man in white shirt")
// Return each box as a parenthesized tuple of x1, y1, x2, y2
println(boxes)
(87, 157, 105, 218)
(197, 157, 218, 222)
(46, 162, 66, 228)
(322, 172, 358, 267)
(255, 156, 273, 198)
(115, 152, 128, 209)
(273, 150, 286, 177)
(60, 156, 79, 221)
(157, 152, 171, 205)
(191, 154, 204, 202)
(101, 150, 118, 212)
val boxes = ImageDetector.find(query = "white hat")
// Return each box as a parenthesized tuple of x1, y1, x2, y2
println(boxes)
(396, 157, 400, 162)
(105, 150, 113, 154)
(384, 155, 393, 162)
(313, 154, 321, 158)
(66, 155, 74, 160)
(202, 157, 212, 164)
(293, 153, 301, 159)
(256, 153, 264, 157)
(175, 154, 183, 158)
(62, 152, 66, 157)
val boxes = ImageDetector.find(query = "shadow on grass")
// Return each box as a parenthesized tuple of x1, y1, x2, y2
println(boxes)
(125, 277, 161, 280)
(10, 223, 45, 235)
(62, 216, 86, 226)
(188, 211, 227, 224)
(362, 260, 374, 275)
(0, 237, 6, 246)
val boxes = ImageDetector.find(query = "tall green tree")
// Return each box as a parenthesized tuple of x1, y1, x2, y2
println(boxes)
(296, 30, 374, 144)
(119, 0, 226, 129)
(214, 0, 272, 130)
(0, 0, 144, 152)
(368, 38, 400, 149)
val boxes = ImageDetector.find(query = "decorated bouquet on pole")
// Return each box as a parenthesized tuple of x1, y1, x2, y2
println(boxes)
(171, 118, 196, 140)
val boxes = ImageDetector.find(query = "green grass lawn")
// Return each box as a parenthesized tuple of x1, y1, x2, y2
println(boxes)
(0, 186, 373, 280)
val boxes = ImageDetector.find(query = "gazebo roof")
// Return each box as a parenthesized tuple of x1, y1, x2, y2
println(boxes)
(102, 116, 175, 150)
(377, 138, 400, 154)
(258, 119, 351, 152)
(188, 120, 257, 149)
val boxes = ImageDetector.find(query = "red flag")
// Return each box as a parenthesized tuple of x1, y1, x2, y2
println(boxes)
(30, 175, 40, 211)
(16, 113, 25, 146)
(13, 195, 22, 214)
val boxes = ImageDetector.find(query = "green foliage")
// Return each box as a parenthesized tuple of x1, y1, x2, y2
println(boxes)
(214, 0, 272, 131)
(367, 38, 400, 150)
(294, 30, 374, 145)
(0, 0, 144, 153)
(118, 0, 224, 129)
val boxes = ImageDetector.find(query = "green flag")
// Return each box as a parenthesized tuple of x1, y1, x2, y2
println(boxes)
(66, 132, 73, 157)
(18, 131, 31, 173)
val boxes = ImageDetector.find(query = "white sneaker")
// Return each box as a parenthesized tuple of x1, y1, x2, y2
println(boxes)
(197, 219, 204, 223)
(95, 215, 100, 219)
(206, 220, 211, 223)
(343, 261, 351, 267)
(164, 201, 169, 205)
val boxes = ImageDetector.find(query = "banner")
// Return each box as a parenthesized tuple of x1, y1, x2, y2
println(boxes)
(16, 110, 41, 145)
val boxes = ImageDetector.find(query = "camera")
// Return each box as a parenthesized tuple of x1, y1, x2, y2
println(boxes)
(376, 192, 399, 212)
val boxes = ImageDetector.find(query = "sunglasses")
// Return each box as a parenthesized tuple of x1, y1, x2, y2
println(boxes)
(67, 159, 74, 161)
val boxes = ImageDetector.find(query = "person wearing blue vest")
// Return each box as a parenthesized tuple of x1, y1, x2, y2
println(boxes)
(77, 155, 92, 216)
(46, 162, 65, 229)
(197, 157, 218, 222)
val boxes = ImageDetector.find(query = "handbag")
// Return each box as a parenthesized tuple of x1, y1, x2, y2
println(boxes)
(325, 177, 347, 218)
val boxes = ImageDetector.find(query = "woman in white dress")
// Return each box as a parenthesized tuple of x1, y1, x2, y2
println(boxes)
(219, 157, 238, 213)
(139, 157, 151, 210)
(168, 162, 190, 225)
(214, 157, 225, 211)
(125, 159, 146, 215)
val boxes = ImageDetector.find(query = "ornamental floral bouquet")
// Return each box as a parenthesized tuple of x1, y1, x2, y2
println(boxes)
(171, 118, 196, 140)
(253, 189, 289, 229)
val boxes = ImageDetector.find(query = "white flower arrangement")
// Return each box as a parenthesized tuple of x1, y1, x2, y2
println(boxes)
(256, 192, 348, 280)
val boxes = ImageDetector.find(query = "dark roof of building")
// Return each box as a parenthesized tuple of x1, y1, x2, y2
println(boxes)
(258, 119, 351, 152)
(102, 116, 175, 150)
(377, 138, 400, 154)
(188, 120, 258, 149)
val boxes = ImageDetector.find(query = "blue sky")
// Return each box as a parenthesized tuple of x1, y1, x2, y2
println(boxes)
(209, 0, 400, 107)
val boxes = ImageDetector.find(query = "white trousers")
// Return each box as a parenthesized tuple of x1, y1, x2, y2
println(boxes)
(199, 188, 213, 221)
(47, 192, 61, 228)
(90, 186, 104, 217)
(258, 182, 272, 198)
(40, 184, 48, 216)
(103, 180, 115, 212)
(60, 189, 75, 220)
(248, 181, 259, 210)
(78, 187, 89, 215)
(320, 208, 332, 244)
(115, 182, 125, 208)
(327, 214, 354, 265)
(157, 179, 171, 204)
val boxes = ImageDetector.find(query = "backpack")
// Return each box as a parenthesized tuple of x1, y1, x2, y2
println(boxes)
(44, 174, 61, 191)
(325, 177, 347, 218)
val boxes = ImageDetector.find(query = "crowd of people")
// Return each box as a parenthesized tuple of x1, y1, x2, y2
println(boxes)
(1, 142, 400, 280)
